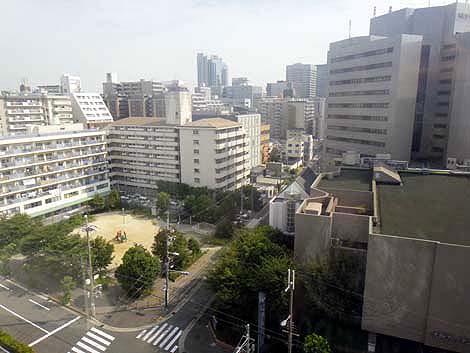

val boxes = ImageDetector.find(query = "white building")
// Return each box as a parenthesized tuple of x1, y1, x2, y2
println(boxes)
(0, 124, 109, 219)
(71, 93, 113, 128)
(179, 118, 250, 190)
(60, 74, 81, 95)
(164, 90, 192, 125)
(326, 34, 422, 161)
(286, 63, 316, 99)
(233, 114, 261, 169)
(107, 118, 181, 195)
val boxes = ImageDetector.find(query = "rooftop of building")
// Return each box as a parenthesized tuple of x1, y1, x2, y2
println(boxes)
(319, 168, 372, 191)
(378, 172, 470, 246)
(181, 117, 240, 128)
(109, 117, 168, 126)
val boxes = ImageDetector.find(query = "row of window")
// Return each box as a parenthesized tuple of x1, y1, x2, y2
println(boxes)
(330, 47, 393, 63)
(437, 90, 451, 96)
(433, 123, 447, 129)
(327, 125, 387, 135)
(328, 102, 389, 109)
(440, 67, 453, 74)
(433, 134, 446, 140)
(441, 55, 456, 62)
(330, 62, 392, 75)
(327, 135, 386, 147)
(329, 89, 390, 97)
(329, 75, 391, 86)
(328, 114, 388, 122)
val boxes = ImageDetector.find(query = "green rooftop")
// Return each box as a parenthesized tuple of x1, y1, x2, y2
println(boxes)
(319, 168, 372, 191)
(378, 173, 470, 245)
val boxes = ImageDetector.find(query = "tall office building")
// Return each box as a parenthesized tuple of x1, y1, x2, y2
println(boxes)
(222, 78, 263, 108)
(197, 53, 229, 94)
(266, 81, 294, 98)
(326, 34, 422, 161)
(60, 74, 81, 95)
(370, 2, 470, 165)
(315, 64, 328, 98)
(286, 63, 316, 99)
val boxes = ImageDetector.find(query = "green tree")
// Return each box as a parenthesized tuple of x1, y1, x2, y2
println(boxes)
(0, 214, 39, 248)
(152, 230, 191, 270)
(0, 243, 16, 275)
(303, 333, 331, 353)
(106, 189, 121, 210)
(60, 275, 76, 305)
(269, 147, 281, 162)
(115, 245, 160, 298)
(215, 218, 235, 239)
(89, 194, 105, 211)
(156, 192, 171, 214)
(188, 238, 201, 256)
(91, 236, 114, 274)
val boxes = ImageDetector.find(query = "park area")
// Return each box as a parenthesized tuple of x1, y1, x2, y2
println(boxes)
(73, 211, 159, 268)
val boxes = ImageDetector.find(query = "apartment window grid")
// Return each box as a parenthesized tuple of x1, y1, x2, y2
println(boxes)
(327, 135, 386, 147)
(329, 61, 392, 74)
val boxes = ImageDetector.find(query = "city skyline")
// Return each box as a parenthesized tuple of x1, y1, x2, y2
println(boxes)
(1, 0, 451, 91)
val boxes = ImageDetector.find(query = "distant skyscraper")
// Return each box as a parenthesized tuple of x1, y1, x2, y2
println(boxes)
(60, 74, 81, 95)
(286, 63, 316, 99)
(197, 53, 228, 93)
(266, 81, 294, 98)
(315, 64, 328, 98)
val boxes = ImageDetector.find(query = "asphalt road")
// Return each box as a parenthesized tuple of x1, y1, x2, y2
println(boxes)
(0, 277, 216, 353)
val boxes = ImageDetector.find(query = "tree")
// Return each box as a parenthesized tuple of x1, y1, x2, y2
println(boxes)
(215, 218, 235, 239)
(0, 214, 39, 248)
(152, 229, 191, 271)
(115, 245, 160, 298)
(91, 236, 114, 274)
(156, 192, 171, 214)
(60, 276, 76, 305)
(188, 238, 201, 256)
(106, 189, 121, 210)
(269, 147, 281, 162)
(89, 194, 105, 211)
(303, 333, 331, 353)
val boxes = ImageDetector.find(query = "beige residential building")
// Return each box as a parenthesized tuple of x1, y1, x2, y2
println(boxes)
(107, 117, 181, 195)
(71, 92, 114, 129)
(179, 118, 249, 190)
(0, 124, 109, 219)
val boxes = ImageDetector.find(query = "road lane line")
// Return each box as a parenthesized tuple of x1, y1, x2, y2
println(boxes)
(170, 345, 178, 353)
(28, 299, 50, 311)
(86, 332, 111, 346)
(81, 337, 106, 351)
(0, 304, 49, 334)
(5, 279, 28, 291)
(90, 327, 115, 341)
(147, 323, 167, 344)
(0, 345, 10, 352)
(36, 294, 49, 301)
(29, 316, 81, 347)
(136, 329, 146, 339)
(0, 283, 10, 291)
(76, 341, 100, 353)
(142, 325, 159, 341)
(165, 331, 182, 351)
(159, 326, 179, 348)
(72, 348, 87, 353)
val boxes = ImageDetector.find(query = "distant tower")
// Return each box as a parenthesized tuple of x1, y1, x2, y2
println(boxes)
(19, 78, 30, 93)
(373, 6, 377, 17)
(349, 20, 352, 39)
(389, 6, 392, 13)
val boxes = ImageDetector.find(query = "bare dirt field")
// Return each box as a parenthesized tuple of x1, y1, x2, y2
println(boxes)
(74, 211, 159, 268)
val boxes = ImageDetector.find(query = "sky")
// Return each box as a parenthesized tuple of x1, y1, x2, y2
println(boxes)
(0, 0, 452, 91)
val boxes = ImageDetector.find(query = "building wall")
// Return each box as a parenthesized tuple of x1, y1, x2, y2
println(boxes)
(286, 63, 316, 99)
(164, 91, 192, 125)
(71, 93, 113, 128)
(331, 212, 369, 243)
(236, 114, 261, 168)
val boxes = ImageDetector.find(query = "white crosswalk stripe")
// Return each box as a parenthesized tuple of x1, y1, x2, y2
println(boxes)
(136, 323, 182, 351)
(68, 327, 115, 353)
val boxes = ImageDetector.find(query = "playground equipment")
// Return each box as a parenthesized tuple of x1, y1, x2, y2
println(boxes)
(115, 230, 128, 243)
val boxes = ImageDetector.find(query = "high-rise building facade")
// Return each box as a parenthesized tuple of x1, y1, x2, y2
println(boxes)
(370, 2, 470, 165)
(315, 64, 328, 98)
(197, 53, 229, 94)
(325, 34, 422, 161)
(0, 124, 109, 219)
(266, 81, 294, 98)
(286, 63, 316, 98)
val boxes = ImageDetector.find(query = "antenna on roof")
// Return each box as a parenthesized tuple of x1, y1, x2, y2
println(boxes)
(373, 6, 377, 17)
(349, 19, 352, 39)
(389, 6, 393, 13)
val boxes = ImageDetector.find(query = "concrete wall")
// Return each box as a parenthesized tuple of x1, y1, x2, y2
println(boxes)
(294, 211, 332, 264)
(331, 212, 370, 243)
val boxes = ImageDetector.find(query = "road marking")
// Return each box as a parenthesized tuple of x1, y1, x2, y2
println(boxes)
(147, 323, 167, 344)
(81, 336, 106, 351)
(29, 316, 80, 346)
(0, 283, 10, 291)
(165, 331, 182, 351)
(72, 348, 87, 353)
(159, 326, 179, 348)
(0, 304, 49, 334)
(77, 341, 101, 353)
(153, 325, 173, 346)
(28, 299, 50, 311)
(170, 346, 178, 353)
(5, 279, 28, 291)
(0, 345, 10, 352)
(142, 324, 159, 341)
(36, 294, 49, 301)
(136, 329, 146, 339)
(90, 327, 115, 341)
(86, 332, 111, 346)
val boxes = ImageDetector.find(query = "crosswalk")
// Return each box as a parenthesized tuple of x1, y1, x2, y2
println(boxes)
(136, 323, 181, 352)
(68, 327, 115, 353)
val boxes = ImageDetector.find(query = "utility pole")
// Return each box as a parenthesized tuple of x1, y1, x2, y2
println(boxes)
(233, 323, 254, 353)
(80, 256, 89, 323)
(164, 211, 170, 309)
(287, 269, 295, 353)
(122, 207, 125, 224)
(83, 215, 96, 317)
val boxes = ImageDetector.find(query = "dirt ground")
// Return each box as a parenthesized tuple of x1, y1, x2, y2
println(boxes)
(74, 211, 159, 268)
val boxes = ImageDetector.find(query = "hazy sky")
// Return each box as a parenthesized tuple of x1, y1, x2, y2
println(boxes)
(1, 0, 451, 91)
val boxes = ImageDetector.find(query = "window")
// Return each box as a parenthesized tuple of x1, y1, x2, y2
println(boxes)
(433, 124, 447, 129)
(193, 149, 199, 154)
(328, 102, 389, 109)
(327, 125, 387, 135)
(193, 140, 199, 145)
(194, 158, 199, 164)
(433, 134, 446, 139)
(194, 177, 200, 183)
(327, 135, 386, 147)
(439, 79, 452, 84)
(329, 89, 390, 97)
(328, 114, 388, 122)
(330, 47, 393, 63)
(193, 130, 199, 135)
(437, 90, 451, 96)
(194, 168, 200, 173)
(329, 61, 392, 74)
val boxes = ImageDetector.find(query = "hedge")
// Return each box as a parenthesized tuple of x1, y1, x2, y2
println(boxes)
(0, 330, 35, 353)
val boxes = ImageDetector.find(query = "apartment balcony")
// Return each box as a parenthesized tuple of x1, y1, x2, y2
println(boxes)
(6, 102, 42, 107)
(53, 107, 72, 112)
(6, 109, 43, 115)
(8, 116, 45, 123)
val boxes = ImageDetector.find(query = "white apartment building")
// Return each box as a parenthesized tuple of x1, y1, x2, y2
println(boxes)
(179, 118, 250, 190)
(71, 93, 113, 128)
(326, 34, 422, 161)
(0, 94, 74, 136)
(107, 118, 181, 195)
(0, 124, 109, 219)
(164, 90, 192, 125)
(60, 74, 81, 95)
(233, 114, 261, 169)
